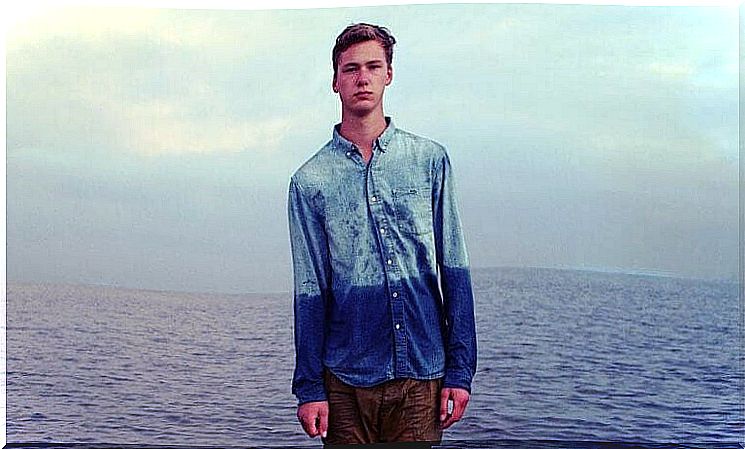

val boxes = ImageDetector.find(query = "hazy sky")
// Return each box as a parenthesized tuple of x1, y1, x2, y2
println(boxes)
(6, 2, 738, 293)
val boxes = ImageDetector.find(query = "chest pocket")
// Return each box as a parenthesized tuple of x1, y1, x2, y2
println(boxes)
(392, 185, 434, 235)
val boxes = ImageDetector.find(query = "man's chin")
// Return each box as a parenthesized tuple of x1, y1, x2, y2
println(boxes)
(346, 103, 380, 117)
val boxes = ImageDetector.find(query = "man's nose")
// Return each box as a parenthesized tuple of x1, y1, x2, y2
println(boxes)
(356, 68, 371, 85)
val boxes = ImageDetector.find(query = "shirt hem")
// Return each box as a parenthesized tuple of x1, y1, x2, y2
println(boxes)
(326, 366, 446, 388)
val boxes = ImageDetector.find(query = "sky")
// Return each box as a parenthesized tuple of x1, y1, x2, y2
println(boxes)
(4, 1, 739, 294)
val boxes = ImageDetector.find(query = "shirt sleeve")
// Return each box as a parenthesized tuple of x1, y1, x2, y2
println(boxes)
(287, 177, 332, 405)
(432, 148, 478, 394)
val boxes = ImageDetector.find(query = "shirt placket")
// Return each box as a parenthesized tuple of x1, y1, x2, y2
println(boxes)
(364, 142, 408, 378)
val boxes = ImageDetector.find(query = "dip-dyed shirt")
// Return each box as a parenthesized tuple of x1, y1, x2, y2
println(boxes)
(288, 117, 477, 405)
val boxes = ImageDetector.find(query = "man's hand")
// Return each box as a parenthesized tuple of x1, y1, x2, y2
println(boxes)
(439, 387, 470, 430)
(297, 401, 329, 438)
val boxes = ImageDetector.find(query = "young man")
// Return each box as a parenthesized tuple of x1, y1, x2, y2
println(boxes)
(287, 23, 477, 445)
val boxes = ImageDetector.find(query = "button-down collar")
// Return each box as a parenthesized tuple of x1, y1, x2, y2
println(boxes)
(332, 116, 396, 154)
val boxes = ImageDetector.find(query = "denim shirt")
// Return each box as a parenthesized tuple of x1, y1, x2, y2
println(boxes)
(288, 117, 477, 405)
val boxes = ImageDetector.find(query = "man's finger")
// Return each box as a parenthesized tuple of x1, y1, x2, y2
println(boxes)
(319, 403, 329, 438)
(441, 406, 459, 430)
(310, 412, 321, 437)
(451, 394, 469, 422)
(299, 415, 313, 437)
(299, 411, 319, 437)
(441, 406, 462, 429)
(297, 410, 307, 435)
(439, 388, 451, 422)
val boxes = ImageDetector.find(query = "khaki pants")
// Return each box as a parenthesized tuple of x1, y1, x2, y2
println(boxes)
(322, 368, 444, 446)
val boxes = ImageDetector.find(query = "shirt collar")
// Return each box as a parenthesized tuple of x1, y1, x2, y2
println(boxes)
(332, 116, 396, 154)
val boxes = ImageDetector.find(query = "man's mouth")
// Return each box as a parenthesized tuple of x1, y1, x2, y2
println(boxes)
(355, 91, 373, 97)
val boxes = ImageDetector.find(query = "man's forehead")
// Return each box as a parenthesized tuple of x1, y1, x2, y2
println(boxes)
(338, 41, 387, 65)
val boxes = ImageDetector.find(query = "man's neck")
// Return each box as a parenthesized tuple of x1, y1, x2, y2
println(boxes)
(339, 112, 388, 155)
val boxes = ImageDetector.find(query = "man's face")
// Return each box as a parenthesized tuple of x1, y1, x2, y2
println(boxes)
(333, 40, 393, 117)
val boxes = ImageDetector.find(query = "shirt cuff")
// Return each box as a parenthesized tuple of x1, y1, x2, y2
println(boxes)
(294, 383, 327, 406)
(443, 369, 473, 394)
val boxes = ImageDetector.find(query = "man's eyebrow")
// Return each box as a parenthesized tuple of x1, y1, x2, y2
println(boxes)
(341, 59, 385, 68)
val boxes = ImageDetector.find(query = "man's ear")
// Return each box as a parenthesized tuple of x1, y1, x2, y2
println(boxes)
(385, 65, 393, 86)
(332, 74, 338, 93)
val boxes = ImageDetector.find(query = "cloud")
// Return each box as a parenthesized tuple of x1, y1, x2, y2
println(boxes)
(113, 98, 293, 154)
(6, 7, 345, 157)
(7, 7, 162, 45)
(647, 62, 694, 77)
(8, 6, 270, 49)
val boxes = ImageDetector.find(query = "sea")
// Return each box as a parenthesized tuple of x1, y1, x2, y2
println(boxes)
(5, 267, 743, 448)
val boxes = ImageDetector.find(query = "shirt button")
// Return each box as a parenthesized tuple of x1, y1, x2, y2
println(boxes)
(386, 259, 392, 265)
(371, 196, 377, 202)
(345, 151, 351, 157)
(392, 292, 398, 298)
(395, 324, 400, 330)
(380, 227, 386, 234)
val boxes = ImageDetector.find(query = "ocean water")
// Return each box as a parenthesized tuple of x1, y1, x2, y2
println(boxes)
(5, 267, 743, 447)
